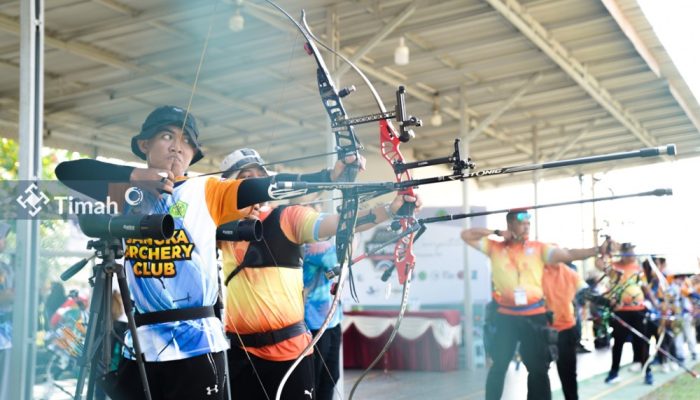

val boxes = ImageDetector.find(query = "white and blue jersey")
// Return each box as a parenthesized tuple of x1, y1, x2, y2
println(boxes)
(123, 177, 246, 362)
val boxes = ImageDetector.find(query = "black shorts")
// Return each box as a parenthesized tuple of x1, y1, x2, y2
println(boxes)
(101, 351, 227, 400)
(227, 345, 315, 400)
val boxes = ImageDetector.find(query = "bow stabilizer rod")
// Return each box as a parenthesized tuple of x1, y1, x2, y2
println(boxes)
(394, 144, 677, 190)
(419, 188, 673, 224)
(271, 145, 677, 199)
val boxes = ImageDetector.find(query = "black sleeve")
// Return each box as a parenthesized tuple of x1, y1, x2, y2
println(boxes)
(55, 159, 134, 202)
(297, 169, 333, 183)
(235, 168, 332, 208)
(273, 169, 332, 184)
(237, 176, 275, 209)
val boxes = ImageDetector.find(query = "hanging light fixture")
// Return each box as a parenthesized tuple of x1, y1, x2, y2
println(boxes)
(228, 0, 245, 32)
(430, 92, 443, 127)
(228, 8, 245, 32)
(394, 36, 409, 66)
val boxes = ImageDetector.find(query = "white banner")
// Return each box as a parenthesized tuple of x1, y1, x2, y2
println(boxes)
(343, 207, 492, 307)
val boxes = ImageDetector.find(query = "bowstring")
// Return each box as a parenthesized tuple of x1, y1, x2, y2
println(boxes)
(176, 2, 318, 398)
(306, 258, 344, 400)
(262, 27, 302, 165)
(314, 342, 344, 399)
(180, 0, 219, 138)
(173, 0, 272, 397)
(223, 213, 283, 400)
(225, 281, 272, 400)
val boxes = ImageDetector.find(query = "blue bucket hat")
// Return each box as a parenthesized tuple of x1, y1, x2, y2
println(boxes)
(131, 105, 204, 165)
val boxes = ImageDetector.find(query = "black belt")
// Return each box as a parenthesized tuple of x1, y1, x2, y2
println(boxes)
(227, 321, 308, 348)
(499, 299, 546, 312)
(134, 306, 215, 327)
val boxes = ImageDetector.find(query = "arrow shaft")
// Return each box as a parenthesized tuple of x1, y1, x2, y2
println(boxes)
(419, 189, 671, 224)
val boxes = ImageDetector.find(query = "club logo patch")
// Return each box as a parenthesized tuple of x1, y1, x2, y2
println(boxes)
(169, 200, 188, 218)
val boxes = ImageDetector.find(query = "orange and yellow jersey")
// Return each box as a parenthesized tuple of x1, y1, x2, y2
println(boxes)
(543, 264, 587, 331)
(478, 238, 556, 315)
(221, 205, 322, 362)
(611, 261, 646, 311)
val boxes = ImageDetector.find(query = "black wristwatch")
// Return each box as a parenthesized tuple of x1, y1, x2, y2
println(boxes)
(493, 229, 501, 236)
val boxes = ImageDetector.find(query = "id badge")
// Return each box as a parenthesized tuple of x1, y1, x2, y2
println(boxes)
(514, 287, 528, 306)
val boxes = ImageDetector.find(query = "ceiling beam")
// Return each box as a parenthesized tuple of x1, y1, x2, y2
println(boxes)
(92, 0, 140, 17)
(601, 0, 700, 135)
(243, 1, 539, 159)
(484, 0, 658, 149)
(351, 58, 534, 156)
(334, 1, 418, 79)
(469, 72, 541, 142)
(59, 1, 215, 40)
(543, 118, 601, 161)
(0, 11, 323, 132)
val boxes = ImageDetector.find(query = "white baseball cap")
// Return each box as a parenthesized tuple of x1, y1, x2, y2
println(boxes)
(220, 148, 270, 179)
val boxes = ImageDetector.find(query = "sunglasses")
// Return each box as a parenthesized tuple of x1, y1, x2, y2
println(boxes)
(515, 212, 531, 221)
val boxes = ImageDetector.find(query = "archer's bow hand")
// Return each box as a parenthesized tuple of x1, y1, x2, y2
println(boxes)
(331, 154, 367, 181)
(130, 167, 175, 198)
(388, 193, 422, 218)
(597, 236, 617, 257)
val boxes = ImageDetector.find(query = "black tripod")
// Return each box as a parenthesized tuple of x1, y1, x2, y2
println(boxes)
(63, 238, 152, 400)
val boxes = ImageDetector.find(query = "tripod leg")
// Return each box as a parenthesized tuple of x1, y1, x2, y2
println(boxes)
(216, 265, 232, 400)
(74, 265, 107, 400)
(115, 265, 153, 400)
(222, 341, 232, 400)
(87, 270, 113, 400)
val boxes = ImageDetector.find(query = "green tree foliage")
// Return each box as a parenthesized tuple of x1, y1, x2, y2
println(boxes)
(0, 138, 87, 285)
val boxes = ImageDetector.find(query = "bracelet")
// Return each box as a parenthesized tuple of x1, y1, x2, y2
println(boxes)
(384, 204, 396, 220)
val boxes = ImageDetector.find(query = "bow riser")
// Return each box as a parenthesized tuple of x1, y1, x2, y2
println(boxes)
(264, 5, 363, 400)
(379, 119, 416, 284)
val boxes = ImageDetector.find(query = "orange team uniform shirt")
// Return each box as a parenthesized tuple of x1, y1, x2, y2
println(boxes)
(543, 264, 587, 331)
(478, 238, 556, 316)
(220, 205, 320, 362)
(612, 261, 646, 311)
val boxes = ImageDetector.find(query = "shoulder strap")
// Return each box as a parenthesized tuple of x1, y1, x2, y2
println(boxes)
(225, 264, 245, 286)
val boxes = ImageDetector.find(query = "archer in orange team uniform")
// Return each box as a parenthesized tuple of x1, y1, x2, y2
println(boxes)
(219, 148, 421, 400)
(461, 209, 610, 400)
(543, 263, 587, 400)
(601, 242, 654, 385)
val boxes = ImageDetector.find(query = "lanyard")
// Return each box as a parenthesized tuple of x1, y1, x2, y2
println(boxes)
(506, 243, 525, 285)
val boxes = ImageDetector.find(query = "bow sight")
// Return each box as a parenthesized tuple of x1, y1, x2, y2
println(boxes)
(331, 86, 423, 143)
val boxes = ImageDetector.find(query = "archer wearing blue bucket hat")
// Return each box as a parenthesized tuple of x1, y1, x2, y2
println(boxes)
(131, 105, 204, 165)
